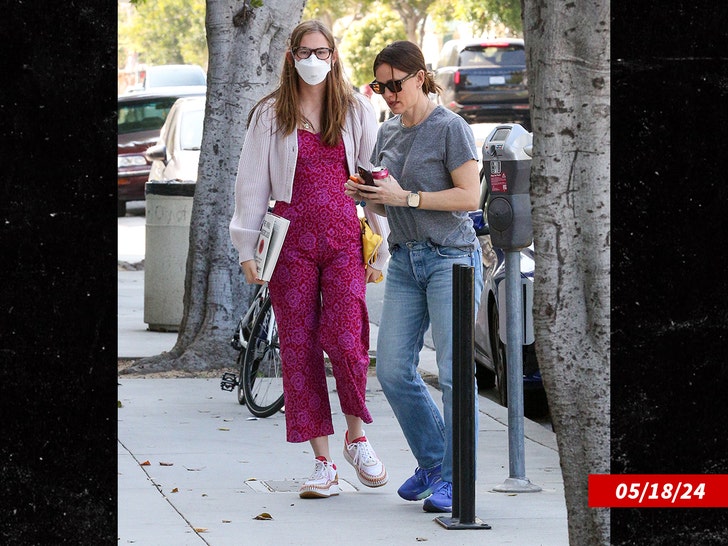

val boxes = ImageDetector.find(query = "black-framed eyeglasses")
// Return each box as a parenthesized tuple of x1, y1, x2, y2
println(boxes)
(368, 73, 416, 94)
(292, 47, 334, 61)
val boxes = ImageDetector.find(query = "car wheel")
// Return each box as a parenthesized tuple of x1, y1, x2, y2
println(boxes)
(491, 304, 508, 407)
(117, 201, 126, 217)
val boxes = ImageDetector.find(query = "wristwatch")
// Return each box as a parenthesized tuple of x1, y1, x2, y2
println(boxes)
(407, 191, 421, 208)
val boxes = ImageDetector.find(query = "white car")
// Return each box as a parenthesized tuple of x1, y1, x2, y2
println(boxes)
(145, 96, 205, 182)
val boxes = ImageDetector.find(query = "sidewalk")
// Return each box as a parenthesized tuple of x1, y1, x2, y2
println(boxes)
(118, 263, 568, 544)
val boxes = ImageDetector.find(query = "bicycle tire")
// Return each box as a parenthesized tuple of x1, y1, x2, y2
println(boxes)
(235, 347, 246, 405)
(242, 296, 285, 418)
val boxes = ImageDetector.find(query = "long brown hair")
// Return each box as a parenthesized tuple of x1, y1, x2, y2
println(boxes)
(372, 40, 441, 97)
(248, 20, 355, 147)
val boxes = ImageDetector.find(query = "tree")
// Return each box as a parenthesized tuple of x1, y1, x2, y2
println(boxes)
(303, 0, 360, 33)
(122, 0, 305, 374)
(522, 1, 610, 544)
(388, 0, 436, 45)
(338, 7, 407, 87)
(429, 0, 523, 38)
(120, 0, 208, 69)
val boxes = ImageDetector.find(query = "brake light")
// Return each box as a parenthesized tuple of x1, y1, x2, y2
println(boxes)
(454, 70, 460, 85)
(481, 41, 511, 48)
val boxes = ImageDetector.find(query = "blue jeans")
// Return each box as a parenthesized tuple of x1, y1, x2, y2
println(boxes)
(376, 241, 483, 483)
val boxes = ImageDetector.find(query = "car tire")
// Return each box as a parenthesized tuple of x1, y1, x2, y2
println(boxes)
(491, 304, 508, 407)
(118, 201, 127, 217)
(475, 363, 495, 389)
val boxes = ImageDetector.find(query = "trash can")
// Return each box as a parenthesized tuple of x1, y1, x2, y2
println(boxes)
(144, 181, 195, 331)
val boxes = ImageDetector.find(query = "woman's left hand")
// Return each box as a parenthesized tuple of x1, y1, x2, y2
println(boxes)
(345, 174, 406, 207)
(365, 265, 383, 283)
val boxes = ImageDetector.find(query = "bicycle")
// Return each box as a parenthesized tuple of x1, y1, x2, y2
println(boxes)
(220, 283, 285, 418)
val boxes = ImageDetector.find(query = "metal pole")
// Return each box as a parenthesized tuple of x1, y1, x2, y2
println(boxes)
(436, 265, 490, 530)
(451, 264, 462, 520)
(493, 251, 541, 493)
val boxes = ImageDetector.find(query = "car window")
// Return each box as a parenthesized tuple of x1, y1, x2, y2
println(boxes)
(118, 97, 178, 134)
(146, 68, 206, 88)
(461, 45, 525, 67)
(179, 109, 204, 150)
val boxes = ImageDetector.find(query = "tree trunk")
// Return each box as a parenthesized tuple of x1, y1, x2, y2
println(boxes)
(522, 1, 610, 544)
(122, 0, 305, 374)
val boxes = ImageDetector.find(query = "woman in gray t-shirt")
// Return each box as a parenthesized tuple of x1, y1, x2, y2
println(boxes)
(345, 40, 484, 514)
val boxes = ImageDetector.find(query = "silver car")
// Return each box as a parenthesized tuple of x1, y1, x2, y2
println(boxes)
(145, 96, 205, 183)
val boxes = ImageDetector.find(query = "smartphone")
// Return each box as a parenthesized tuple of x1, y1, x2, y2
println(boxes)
(357, 166, 376, 186)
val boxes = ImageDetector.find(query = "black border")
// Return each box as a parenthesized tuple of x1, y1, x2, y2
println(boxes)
(611, 1, 728, 543)
(1, 3, 118, 543)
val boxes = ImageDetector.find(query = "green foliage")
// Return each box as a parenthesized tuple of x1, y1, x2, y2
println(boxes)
(429, 0, 523, 37)
(338, 7, 407, 87)
(304, 0, 357, 25)
(119, 0, 208, 68)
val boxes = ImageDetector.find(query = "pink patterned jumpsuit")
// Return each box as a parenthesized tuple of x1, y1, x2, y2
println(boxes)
(268, 130, 372, 443)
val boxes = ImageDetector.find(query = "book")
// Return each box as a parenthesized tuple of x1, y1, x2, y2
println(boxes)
(254, 212, 290, 282)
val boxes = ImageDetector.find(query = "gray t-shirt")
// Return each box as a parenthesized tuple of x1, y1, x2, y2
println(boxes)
(371, 105, 479, 251)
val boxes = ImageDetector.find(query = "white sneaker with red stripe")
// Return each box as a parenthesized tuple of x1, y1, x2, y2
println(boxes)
(343, 431, 388, 488)
(299, 457, 340, 498)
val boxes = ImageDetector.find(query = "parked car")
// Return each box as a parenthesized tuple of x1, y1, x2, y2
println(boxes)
(144, 96, 205, 183)
(117, 88, 205, 216)
(434, 39, 530, 129)
(124, 64, 206, 94)
(472, 169, 546, 414)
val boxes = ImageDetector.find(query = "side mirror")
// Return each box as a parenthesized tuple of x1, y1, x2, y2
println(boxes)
(144, 143, 167, 165)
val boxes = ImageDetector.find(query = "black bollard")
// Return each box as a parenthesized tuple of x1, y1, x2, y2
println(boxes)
(435, 264, 491, 530)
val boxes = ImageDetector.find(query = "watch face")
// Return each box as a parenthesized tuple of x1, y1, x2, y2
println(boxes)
(408, 192, 420, 207)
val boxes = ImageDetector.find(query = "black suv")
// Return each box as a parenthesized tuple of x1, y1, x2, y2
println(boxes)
(434, 39, 530, 129)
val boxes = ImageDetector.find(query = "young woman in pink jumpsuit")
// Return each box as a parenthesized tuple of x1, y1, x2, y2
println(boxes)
(229, 20, 390, 499)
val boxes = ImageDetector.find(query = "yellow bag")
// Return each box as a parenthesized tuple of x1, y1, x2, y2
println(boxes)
(360, 217, 384, 283)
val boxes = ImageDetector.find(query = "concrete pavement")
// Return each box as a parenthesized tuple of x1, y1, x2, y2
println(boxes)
(117, 208, 568, 544)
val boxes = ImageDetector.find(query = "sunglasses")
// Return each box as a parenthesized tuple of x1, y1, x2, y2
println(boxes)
(368, 72, 416, 94)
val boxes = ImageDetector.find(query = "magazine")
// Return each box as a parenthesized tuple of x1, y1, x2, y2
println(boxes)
(254, 212, 290, 282)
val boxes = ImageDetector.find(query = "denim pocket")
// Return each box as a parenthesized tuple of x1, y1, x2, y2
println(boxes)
(434, 245, 472, 259)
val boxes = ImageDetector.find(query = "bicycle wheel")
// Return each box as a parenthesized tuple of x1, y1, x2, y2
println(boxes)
(242, 296, 285, 418)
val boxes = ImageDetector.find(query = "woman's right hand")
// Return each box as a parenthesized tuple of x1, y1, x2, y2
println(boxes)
(241, 260, 265, 285)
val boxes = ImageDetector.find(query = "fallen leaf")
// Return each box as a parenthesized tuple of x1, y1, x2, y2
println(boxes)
(171, 488, 179, 493)
(159, 462, 174, 466)
(415, 538, 428, 542)
(218, 427, 230, 431)
(194, 527, 208, 533)
(183, 466, 206, 471)
(140, 460, 151, 466)
(253, 512, 273, 520)
(117, 400, 123, 408)
(222, 520, 231, 524)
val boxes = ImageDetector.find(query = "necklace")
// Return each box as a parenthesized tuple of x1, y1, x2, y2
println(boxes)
(400, 100, 433, 128)
(301, 115, 315, 132)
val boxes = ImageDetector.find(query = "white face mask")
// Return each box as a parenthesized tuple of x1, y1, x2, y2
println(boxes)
(294, 55, 332, 86)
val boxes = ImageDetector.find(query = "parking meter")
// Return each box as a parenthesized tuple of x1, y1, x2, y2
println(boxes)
(482, 124, 541, 494)
(482, 124, 533, 250)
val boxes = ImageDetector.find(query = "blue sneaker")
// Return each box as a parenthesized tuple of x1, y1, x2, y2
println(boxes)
(397, 464, 442, 501)
(423, 481, 452, 513)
